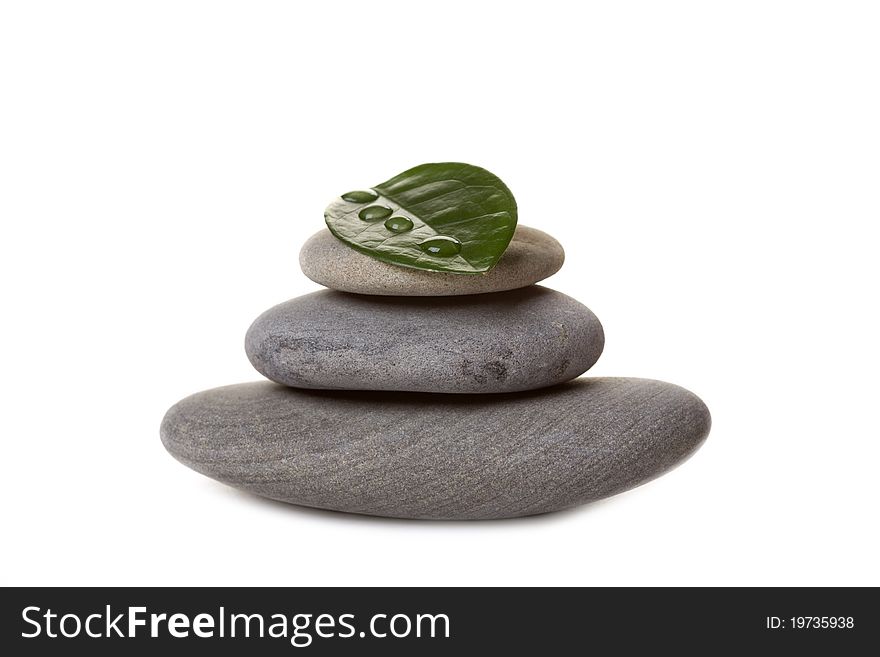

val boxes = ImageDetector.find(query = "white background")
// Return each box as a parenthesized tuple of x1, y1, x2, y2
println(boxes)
(2, 1, 878, 586)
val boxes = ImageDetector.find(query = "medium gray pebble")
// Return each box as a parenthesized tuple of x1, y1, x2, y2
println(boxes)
(245, 286, 604, 394)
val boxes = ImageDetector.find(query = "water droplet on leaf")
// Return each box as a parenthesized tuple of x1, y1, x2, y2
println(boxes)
(384, 216, 414, 233)
(359, 205, 393, 222)
(418, 236, 462, 257)
(341, 190, 378, 203)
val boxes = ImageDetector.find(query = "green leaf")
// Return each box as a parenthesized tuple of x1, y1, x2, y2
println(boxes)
(324, 162, 518, 274)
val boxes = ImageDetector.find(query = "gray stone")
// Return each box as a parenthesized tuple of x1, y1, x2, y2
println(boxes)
(160, 378, 711, 520)
(245, 286, 604, 394)
(299, 225, 565, 296)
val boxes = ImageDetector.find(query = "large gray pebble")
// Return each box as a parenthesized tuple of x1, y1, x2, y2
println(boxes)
(245, 286, 604, 394)
(160, 378, 711, 520)
(299, 225, 564, 296)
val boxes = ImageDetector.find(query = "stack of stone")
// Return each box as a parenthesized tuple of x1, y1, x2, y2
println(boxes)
(161, 224, 710, 520)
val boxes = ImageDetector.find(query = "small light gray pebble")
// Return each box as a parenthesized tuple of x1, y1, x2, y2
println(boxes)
(160, 378, 711, 520)
(299, 225, 565, 296)
(245, 286, 604, 394)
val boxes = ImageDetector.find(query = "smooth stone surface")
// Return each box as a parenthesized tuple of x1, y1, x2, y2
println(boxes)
(245, 286, 604, 394)
(299, 225, 565, 296)
(160, 378, 711, 520)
